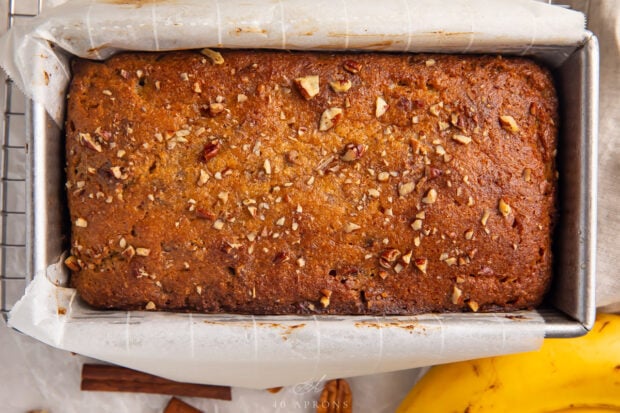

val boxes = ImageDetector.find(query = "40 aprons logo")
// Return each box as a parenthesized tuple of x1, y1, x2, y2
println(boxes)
(272, 399, 351, 411)
(272, 376, 352, 411)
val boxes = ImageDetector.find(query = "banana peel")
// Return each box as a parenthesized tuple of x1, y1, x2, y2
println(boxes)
(397, 313, 620, 413)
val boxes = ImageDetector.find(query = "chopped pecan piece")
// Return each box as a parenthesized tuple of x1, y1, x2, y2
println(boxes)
(294, 75, 320, 99)
(343, 60, 361, 74)
(375, 97, 389, 118)
(329, 79, 352, 93)
(340, 143, 365, 162)
(64, 255, 80, 271)
(414, 257, 428, 274)
(203, 141, 221, 161)
(200, 48, 224, 64)
(498, 198, 512, 217)
(319, 108, 343, 131)
(379, 248, 401, 269)
(78, 133, 102, 152)
(499, 115, 519, 132)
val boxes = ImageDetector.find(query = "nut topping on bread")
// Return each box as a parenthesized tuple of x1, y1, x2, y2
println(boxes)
(66, 51, 557, 314)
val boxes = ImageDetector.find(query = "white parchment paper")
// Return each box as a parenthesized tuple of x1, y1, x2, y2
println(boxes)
(10, 269, 546, 389)
(1, 313, 426, 412)
(0, 0, 588, 390)
(0, 0, 585, 126)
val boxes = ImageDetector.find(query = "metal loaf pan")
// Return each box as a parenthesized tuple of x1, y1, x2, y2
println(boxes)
(25, 35, 598, 338)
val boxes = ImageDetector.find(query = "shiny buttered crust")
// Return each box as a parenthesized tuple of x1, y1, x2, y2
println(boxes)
(66, 50, 557, 314)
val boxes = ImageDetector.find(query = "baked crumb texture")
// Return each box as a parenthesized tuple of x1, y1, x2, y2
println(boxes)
(66, 51, 557, 314)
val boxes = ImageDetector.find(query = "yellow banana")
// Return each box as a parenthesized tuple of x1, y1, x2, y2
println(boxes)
(397, 313, 620, 413)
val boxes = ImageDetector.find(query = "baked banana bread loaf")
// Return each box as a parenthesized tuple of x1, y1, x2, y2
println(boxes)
(65, 50, 557, 314)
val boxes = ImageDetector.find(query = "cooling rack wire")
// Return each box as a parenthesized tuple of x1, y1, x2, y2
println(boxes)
(0, 0, 42, 320)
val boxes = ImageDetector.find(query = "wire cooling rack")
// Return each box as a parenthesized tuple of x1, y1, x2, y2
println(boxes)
(0, 0, 42, 320)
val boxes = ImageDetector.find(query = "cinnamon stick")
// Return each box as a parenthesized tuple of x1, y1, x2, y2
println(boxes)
(81, 364, 232, 400)
(164, 397, 203, 413)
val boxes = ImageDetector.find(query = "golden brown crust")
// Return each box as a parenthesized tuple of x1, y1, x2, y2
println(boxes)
(66, 50, 557, 314)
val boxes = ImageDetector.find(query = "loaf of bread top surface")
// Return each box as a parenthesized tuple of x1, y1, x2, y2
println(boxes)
(65, 50, 558, 314)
